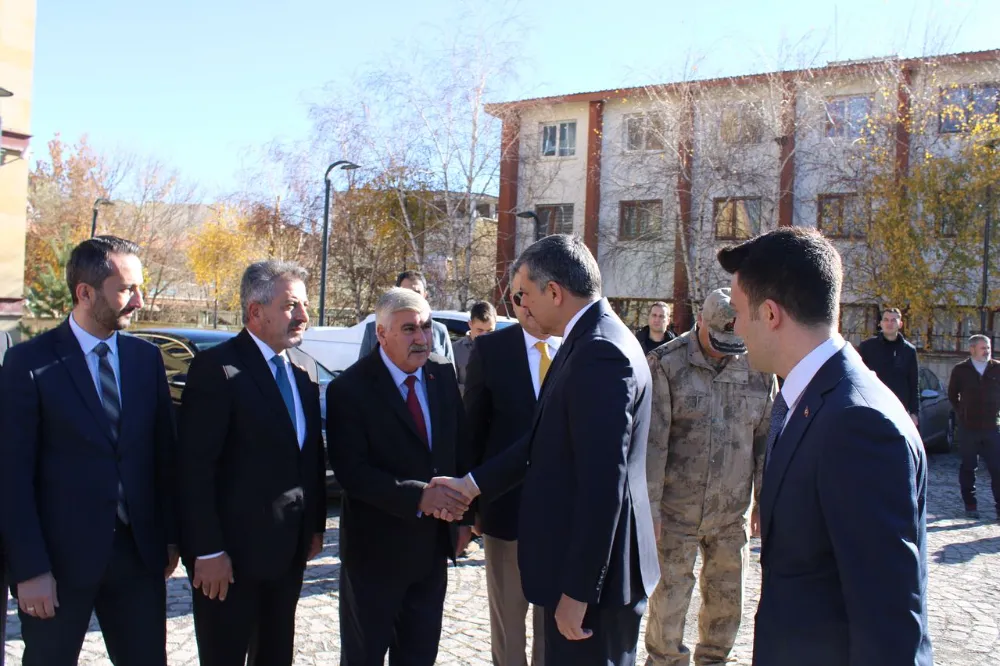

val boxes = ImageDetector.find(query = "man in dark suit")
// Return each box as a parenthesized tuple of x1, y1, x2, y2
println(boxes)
(327, 287, 473, 666)
(357, 270, 454, 364)
(433, 234, 659, 666)
(0, 328, 14, 666)
(463, 298, 560, 666)
(0, 236, 177, 666)
(717, 227, 932, 666)
(177, 260, 327, 666)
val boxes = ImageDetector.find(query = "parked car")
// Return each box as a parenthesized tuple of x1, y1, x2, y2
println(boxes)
(917, 366, 953, 453)
(130, 327, 341, 497)
(300, 310, 518, 372)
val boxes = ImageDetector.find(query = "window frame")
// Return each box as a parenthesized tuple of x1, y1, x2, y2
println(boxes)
(539, 120, 578, 158)
(720, 101, 764, 145)
(534, 204, 575, 240)
(623, 113, 666, 152)
(817, 193, 868, 239)
(824, 95, 873, 140)
(618, 199, 663, 241)
(713, 196, 763, 241)
(938, 83, 1000, 134)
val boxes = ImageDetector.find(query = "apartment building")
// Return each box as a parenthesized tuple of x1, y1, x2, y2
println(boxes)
(488, 49, 1000, 349)
(0, 0, 36, 334)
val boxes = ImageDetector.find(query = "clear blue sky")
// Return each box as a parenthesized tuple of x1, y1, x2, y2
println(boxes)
(30, 0, 995, 199)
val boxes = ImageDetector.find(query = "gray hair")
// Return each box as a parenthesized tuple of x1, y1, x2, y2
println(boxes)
(375, 287, 430, 329)
(510, 234, 601, 298)
(969, 334, 991, 347)
(240, 260, 308, 323)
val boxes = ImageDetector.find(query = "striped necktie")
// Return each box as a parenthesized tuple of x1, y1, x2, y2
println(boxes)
(94, 342, 129, 525)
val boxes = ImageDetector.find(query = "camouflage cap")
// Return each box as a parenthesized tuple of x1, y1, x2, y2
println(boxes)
(700, 288, 746, 355)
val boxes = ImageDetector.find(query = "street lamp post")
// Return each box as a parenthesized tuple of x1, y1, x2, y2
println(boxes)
(319, 161, 359, 326)
(91, 198, 113, 237)
(981, 139, 999, 335)
(516, 210, 543, 242)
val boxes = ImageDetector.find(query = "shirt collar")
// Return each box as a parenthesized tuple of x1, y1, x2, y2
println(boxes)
(68, 312, 118, 357)
(562, 299, 600, 341)
(780, 335, 846, 410)
(523, 328, 561, 354)
(247, 329, 287, 366)
(379, 347, 425, 388)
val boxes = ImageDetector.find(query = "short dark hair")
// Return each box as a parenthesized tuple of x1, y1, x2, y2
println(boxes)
(66, 235, 142, 305)
(396, 270, 426, 288)
(511, 234, 601, 299)
(882, 307, 902, 318)
(649, 301, 669, 313)
(717, 227, 842, 327)
(469, 300, 496, 323)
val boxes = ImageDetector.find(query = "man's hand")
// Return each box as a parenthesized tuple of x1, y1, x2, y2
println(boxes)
(428, 475, 480, 502)
(555, 593, 592, 641)
(750, 505, 761, 538)
(420, 480, 473, 521)
(308, 533, 324, 560)
(193, 553, 235, 601)
(165, 544, 180, 579)
(17, 572, 58, 619)
(911, 413, 920, 429)
(455, 526, 473, 557)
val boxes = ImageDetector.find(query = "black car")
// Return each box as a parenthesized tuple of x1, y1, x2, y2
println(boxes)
(131, 327, 340, 497)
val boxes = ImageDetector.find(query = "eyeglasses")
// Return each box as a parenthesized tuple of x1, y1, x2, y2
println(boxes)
(512, 291, 526, 307)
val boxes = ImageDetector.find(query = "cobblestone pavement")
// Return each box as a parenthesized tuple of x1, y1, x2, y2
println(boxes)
(5, 452, 1000, 665)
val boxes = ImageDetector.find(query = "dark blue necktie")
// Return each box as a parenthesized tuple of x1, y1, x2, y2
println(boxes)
(94, 342, 129, 525)
(764, 392, 789, 472)
(272, 355, 297, 434)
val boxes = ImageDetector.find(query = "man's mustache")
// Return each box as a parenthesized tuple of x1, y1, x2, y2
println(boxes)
(409, 345, 429, 354)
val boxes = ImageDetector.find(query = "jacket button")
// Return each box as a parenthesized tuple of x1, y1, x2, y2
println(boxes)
(432, 468, 438, 474)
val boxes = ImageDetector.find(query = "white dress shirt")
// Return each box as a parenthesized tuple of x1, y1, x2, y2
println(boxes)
(778, 335, 847, 429)
(247, 330, 306, 449)
(68, 313, 122, 398)
(522, 330, 562, 398)
(561, 299, 600, 341)
(379, 347, 433, 449)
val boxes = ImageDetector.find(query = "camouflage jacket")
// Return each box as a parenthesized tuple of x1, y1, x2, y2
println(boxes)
(646, 331, 777, 532)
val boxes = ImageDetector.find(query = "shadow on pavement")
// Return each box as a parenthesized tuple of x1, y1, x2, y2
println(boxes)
(933, 535, 1000, 564)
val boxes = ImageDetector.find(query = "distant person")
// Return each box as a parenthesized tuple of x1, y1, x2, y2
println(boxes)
(453, 300, 497, 395)
(636, 301, 675, 355)
(177, 260, 328, 666)
(859, 308, 920, 428)
(358, 270, 455, 363)
(718, 227, 931, 666)
(1, 236, 177, 666)
(947, 334, 1000, 520)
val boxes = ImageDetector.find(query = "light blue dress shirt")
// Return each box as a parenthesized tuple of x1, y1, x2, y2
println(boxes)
(68, 313, 121, 398)
(379, 347, 433, 449)
(247, 330, 307, 449)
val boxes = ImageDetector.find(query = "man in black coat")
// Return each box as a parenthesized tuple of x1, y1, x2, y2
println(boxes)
(177, 260, 327, 666)
(433, 235, 659, 666)
(858, 307, 920, 428)
(327, 287, 473, 666)
(464, 299, 560, 665)
(1, 236, 177, 666)
(635, 301, 675, 355)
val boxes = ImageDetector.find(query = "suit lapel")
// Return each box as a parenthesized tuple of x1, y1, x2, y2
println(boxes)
(424, 365, 449, 467)
(116, 334, 141, 451)
(53, 320, 115, 447)
(290, 362, 316, 452)
(367, 353, 430, 451)
(508, 329, 536, 407)
(235, 330, 299, 449)
(759, 346, 852, 546)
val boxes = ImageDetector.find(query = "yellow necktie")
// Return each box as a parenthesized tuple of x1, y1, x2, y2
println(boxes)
(535, 341, 552, 384)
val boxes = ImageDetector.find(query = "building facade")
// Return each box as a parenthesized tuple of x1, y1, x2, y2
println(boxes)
(0, 0, 36, 334)
(490, 50, 1000, 347)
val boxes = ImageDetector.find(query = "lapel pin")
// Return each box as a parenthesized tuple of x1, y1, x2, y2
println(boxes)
(804, 406, 810, 417)
(428, 373, 435, 380)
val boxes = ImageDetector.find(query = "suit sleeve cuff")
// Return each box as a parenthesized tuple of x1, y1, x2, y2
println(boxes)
(197, 551, 225, 560)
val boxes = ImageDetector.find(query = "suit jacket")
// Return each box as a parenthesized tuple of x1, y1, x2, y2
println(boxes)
(754, 344, 932, 666)
(473, 299, 659, 608)
(463, 324, 536, 541)
(177, 329, 327, 580)
(358, 318, 455, 364)
(326, 349, 471, 580)
(0, 320, 176, 587)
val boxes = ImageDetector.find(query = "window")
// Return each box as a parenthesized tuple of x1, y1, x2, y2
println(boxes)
(624, 114, 666, 151)
(934, 198, 959, 237)
(824, 96, 871, 139)
(535, 204, 574, 239)
(818, 194, 867, 238)
(939, 84, 1000, 133)
(619, 200, 662, 240)
(713, 197, 762, 240)
(720, 102, 764, 144)
(540, 121, 577, 157)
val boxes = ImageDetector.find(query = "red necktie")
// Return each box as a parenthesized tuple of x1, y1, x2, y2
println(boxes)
(404, 375, 428, 445)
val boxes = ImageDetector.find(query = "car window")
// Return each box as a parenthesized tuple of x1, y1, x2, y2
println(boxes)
(918, 368, 929, 393)
(926, 369, 941, 392)
(134, 334, 195, 383)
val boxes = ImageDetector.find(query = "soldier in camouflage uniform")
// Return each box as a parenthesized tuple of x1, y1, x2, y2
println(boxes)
(644, 288, 777, 666)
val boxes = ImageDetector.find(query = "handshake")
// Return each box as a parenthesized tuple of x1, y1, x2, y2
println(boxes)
(419, 475, 480, 522)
